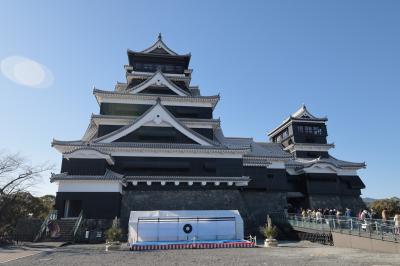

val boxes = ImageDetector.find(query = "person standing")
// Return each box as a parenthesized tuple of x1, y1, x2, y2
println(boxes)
(382, 208, 388, 223)
(316, 209, 322, 223)
(370, 208, 378, 219)
(345, 208, 352, 230)
(394, 214, 400, 235)
(301, 208, 307, 221)
(345, 208, 352, 218)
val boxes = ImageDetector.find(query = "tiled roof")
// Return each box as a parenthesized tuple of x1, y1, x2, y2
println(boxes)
(52, 139, 248, 151)
(91, 114, 220, 125)
(93, 88, 219, 100)
(286, 156, 366, 169)
(214, 128, 292, 159)
(93, 89, 220, 109)
(133, 33, 189, 57)
(50, 169, 123, 182)
(115, 82, 128, 92)
(249, 142, 293, 158)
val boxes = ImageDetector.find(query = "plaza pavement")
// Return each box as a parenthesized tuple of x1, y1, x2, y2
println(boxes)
(0, 242, 63, 264)
(2, 241, 400, 265)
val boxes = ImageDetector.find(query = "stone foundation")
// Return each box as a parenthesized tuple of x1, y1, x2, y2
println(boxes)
(308, 195, 342, 210)
(308, 194, 365, 212)
(120, 189, 286, 234)
(340, 195, 366, 213)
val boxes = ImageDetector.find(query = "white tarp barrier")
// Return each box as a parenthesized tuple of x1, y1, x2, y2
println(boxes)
(128, 210, 244, 243)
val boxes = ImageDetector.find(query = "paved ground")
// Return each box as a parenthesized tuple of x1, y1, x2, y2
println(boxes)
(0, 242, 63, 264)
(2, 241, 400, 266)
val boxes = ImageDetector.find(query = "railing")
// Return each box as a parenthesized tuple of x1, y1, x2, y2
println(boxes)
(287, 213, 399, 243)
(246, 235, 257, 245)
(33, 210, 58, 242)
(72, 210, 84, 242)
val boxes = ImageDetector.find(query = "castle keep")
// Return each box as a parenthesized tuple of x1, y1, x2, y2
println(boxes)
(51, 35, 366, 232)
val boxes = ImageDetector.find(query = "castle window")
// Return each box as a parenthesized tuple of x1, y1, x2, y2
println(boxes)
(313, 126, 322, 135)
(304, 126, 313, 134)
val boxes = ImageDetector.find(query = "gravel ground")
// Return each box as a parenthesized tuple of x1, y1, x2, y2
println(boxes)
(4, 241, 400, 266)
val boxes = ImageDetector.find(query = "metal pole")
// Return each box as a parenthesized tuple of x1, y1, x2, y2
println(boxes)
(157, 218, 159, 242)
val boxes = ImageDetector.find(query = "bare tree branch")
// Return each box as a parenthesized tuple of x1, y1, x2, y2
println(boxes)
(0, 151, 54, 200)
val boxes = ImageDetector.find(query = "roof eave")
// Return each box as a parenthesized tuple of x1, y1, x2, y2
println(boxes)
(127, 49, 191, 59)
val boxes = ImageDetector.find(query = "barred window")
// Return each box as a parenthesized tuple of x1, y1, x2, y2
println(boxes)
(313, 126, 322, 135)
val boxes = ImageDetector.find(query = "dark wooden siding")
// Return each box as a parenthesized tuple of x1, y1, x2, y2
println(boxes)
(292, 122, 328, 144)
(100, 103, 213, 119)
(140, 86, 178, 95)
(244, 167, 288, 191)
(114, 126, 197, 144)
(286, 173, 363, 196)
(295, 151, 329, 158)
(55, 192, 121, 219)
(98, 125, 214, 141)
(191, 128, 214, 140)
(98, 125, 122, 137)
(61, 158, 108, 175)
(111, 157, 243, 177)
(128, 54, 189, 74)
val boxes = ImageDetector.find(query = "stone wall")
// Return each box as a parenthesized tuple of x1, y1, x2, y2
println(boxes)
(340, 196, 366, 213)
(308, 194, 342, 210)
(120, 188, 286, 234)
(239, 190, 287, 233)
(308, 194, 365, 213)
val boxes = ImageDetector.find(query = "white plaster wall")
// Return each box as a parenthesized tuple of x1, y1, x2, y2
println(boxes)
(57, 181, 122, 193)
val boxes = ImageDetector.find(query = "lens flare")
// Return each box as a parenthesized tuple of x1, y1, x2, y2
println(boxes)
(1, 56, 54, 88)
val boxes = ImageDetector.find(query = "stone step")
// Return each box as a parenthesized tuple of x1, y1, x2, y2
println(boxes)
(39, 219, 79, 242)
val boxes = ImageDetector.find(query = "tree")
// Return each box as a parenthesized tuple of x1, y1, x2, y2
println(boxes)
(370, 197, 400, 217)
(0, 151, 53, 234)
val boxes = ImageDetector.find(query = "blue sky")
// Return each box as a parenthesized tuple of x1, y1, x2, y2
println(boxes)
(0, 1, 399, 198)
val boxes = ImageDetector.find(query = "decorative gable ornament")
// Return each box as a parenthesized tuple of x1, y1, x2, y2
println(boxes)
(93, 100, 215, 146)
(126, 70, 189, 96)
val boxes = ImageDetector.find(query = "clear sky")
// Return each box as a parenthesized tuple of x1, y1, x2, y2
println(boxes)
(1, 1, 399, 199)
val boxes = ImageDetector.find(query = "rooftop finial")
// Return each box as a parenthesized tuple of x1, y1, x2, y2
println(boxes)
(158, 33, 162, 40)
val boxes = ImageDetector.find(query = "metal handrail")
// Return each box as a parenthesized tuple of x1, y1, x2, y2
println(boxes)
(72, 210, 84, 242)
(33, 210, 58, 242)
(287, 213, 399, 243)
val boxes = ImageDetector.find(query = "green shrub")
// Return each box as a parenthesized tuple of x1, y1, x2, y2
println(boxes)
(259, 215, 278, 239)
(105, 217, 122, 242)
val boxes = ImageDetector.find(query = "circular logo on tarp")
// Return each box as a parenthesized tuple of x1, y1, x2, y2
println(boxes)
(183, 224, 192, 234)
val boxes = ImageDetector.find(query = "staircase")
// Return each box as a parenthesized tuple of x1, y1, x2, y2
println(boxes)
(58, 219, 78, 242)
(41, 218, 78, 243)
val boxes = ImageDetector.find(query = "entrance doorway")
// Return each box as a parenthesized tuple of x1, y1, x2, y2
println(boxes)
(287, 192, 307, 212)
(64, 200, 82, 218)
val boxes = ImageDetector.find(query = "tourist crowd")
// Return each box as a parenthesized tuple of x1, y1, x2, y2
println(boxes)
(288, 207, 400, 235)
